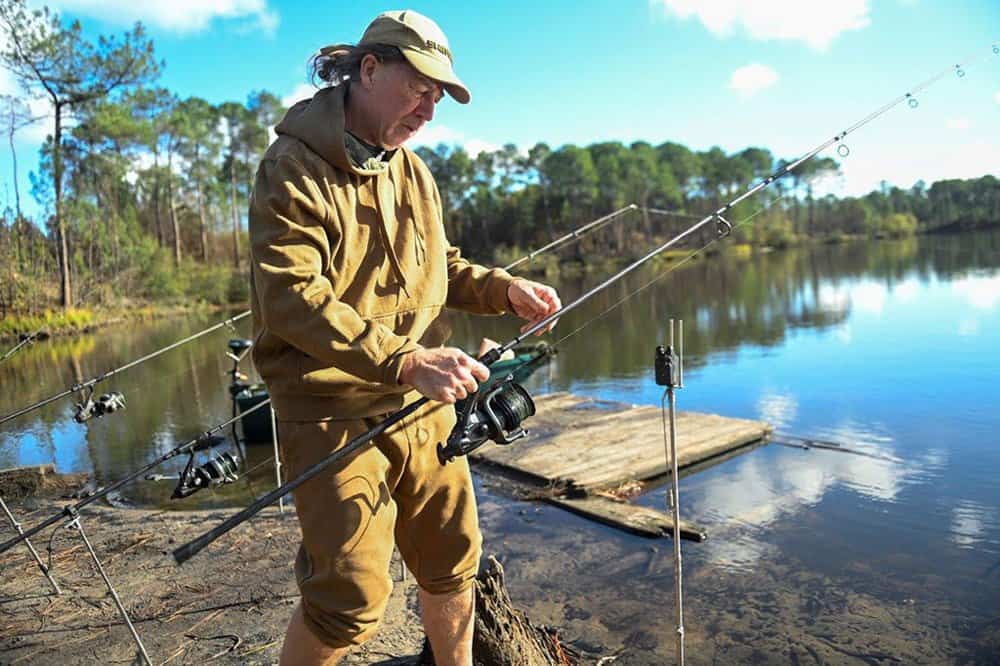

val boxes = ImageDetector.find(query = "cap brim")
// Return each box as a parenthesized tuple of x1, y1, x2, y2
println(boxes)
(401, 47, 471, 104)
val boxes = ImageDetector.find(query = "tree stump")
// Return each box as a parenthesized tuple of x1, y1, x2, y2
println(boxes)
(419, 555, 576, 665)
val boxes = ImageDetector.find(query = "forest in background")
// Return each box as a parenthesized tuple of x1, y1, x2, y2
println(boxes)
(1, 0, 998, 322)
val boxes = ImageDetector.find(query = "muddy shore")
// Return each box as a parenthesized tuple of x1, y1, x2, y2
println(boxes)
(4, 470, 998, 665)
(0, 493, 426, 665)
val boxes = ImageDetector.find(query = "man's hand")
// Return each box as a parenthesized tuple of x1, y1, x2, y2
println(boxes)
(398, 347, 490, 404)
(507, 278, 562, 336)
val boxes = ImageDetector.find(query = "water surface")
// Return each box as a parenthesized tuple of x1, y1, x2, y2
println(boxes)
(2, 231, 998, 662)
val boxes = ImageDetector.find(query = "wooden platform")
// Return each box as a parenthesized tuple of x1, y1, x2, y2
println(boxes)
(472, 392, 772, 540)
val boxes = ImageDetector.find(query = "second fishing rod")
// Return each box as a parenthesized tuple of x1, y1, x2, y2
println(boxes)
(171, 177, 811, 564)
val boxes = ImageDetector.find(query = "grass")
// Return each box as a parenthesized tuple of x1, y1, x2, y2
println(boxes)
(0, 301, 225, 343)
(0, 307, 97, 339)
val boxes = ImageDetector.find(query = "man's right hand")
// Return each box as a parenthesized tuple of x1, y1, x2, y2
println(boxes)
(398, 348, 490, 404)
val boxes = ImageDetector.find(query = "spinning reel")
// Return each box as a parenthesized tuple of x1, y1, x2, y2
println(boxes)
(146, 435, 241, 499)
(438, 375, 536, 463)
(73, 388, 126, 423)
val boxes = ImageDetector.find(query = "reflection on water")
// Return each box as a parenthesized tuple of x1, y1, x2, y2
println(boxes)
(2, 231, 1000, 660)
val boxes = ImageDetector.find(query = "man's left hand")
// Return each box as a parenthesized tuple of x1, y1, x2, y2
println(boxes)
(507, 279, 562, 336)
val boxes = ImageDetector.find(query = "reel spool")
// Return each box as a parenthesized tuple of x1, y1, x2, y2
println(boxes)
(171, 450, 240, 499)
(73, 389, 126, 423)
(438, 376, 536, 463)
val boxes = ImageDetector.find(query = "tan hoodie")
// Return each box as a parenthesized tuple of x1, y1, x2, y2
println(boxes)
(249, 84, 515, 421)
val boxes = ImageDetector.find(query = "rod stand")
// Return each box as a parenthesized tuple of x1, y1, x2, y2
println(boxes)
(65, 510, 152, 666)
(656, 318, 685, 666)
(0, 496, 61, 595)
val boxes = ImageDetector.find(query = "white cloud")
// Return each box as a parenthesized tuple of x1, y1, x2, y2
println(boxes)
(952, 274, 1000, 310)
(729, 63, 779, 98)
(822, 138, 1000, 197)
(950, 500, 989, 549)
(945, 117, 970, 130)
(893, 280, 919, 304)
(281, 83, 316, 110)
(693, 421, 906, 568)
(957, 318, 979, 337)
(412, 124, 497, 156)
(654, 0, 871, 51)
(52, 0, 279, 35)
(756, 391, 797, 429)
(818, 283, 849, 312)
(850, 281, 887, 315)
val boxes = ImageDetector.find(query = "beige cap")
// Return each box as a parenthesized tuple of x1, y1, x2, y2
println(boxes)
(327, 10, 470, 104)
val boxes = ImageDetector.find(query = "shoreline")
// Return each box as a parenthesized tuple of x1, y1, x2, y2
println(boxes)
(0, 302, 246, 346)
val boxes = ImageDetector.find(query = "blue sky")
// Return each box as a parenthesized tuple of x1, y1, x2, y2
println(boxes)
(2, 0, 998, 220)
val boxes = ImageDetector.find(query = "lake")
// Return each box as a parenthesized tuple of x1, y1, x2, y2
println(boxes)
(2, 230, 998, 663)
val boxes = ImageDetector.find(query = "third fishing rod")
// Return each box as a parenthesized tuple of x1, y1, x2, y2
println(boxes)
(173, 43, 997, 563)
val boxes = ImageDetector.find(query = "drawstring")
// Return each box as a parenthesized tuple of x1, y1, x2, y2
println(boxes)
(375, 175, 411, 298)
(403, 156, 427, 266)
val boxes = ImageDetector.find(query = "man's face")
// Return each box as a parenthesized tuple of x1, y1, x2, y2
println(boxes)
(366, 59, 443, 149)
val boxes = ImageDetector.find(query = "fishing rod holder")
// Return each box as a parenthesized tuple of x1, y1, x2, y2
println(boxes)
(713, 214, 733, 239)
(226, 338, 253, 396)
(62, 510, 153, 665)
(73, 388, 126, 423)
(439, 376, 536, 463)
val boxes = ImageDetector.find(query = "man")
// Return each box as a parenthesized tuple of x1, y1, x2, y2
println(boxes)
(248, 10, 561, 666)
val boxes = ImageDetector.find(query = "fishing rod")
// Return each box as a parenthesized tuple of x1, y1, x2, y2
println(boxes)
(173, 44, 997, 564)
(504, 204, 637, 270)
(0, 333, 39, 363)
(0, 398, 271, 556)
(0, 310, 251, 427)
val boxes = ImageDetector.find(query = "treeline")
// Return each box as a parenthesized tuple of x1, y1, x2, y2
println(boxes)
(1, 0, 998, 318)
(0, 0, 285, 315)
(415, 141, 1000, 260)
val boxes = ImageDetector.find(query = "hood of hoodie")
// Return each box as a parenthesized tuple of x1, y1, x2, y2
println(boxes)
(275, 84, 390, 178)
(275, 84, 413, 294)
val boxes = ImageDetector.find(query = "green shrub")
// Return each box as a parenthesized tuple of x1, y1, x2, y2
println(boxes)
(872, 212, 918, 238)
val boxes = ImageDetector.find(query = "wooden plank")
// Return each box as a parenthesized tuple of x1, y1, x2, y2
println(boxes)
(546, 495, 707, 542)
(470, 393, 769, 541)
(476, 401, 771, 491)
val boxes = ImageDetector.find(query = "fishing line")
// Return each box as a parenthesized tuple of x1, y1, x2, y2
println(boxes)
(550, 197, 784, 348)
(504, 204, 638, 270)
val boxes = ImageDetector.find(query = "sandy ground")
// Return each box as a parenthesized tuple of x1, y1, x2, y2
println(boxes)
(0, 495, 427, 666)
(4, 472, 998, 665)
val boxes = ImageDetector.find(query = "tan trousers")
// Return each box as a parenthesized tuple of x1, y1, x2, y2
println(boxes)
(277, 401, 482, 647)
